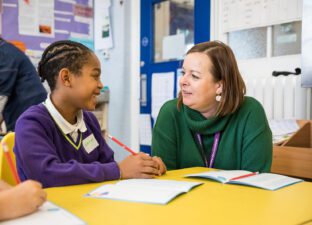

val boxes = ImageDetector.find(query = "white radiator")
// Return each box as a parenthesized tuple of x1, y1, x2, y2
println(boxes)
(245, 76, 312, 120)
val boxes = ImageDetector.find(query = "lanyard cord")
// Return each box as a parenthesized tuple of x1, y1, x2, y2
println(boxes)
(195, 132, 221, 168)
(50, 115, 83, 150)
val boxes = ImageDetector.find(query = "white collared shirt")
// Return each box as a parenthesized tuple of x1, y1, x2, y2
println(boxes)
(44, 95, 87, 142)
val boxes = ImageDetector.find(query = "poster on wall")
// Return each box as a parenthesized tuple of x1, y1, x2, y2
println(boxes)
(1, 0, 94, 66)
(176, 68, 182, 96)
(221, 0, 302, 33)
(151, 72, 175, 121)
(139, 114, 152, 146)
(18, 0, 55, 37)
(94, 0, 113, 50)
(70, 3, 94, 50)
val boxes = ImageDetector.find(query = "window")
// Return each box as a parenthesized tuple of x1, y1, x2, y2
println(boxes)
(153, 0, 194, 62)
(229, 27, 267, 60)
(228, 21, 302, 60)
(272, 21, 302, 56)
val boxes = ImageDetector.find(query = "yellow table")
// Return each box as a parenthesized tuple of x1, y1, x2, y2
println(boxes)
(46, 167, 312, 225)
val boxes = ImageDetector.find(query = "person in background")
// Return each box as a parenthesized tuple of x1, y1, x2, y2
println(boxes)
(14, 40, 166, 188)
(0, 37, 47, 132)
(152, 41, 272, 172)
(0, 180, 46, 221)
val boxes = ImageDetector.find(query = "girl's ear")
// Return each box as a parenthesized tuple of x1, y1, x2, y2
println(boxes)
(59, 68, 71, 87)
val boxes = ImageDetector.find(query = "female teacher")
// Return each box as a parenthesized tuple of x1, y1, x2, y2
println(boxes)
(152, 41, 272, 172)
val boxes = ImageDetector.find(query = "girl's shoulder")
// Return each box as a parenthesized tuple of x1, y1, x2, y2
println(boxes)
(82, 110, 98, 123)
(18, 103, 50, 121)
(82, 110, 101, 131)
(15, 103, 55, 131)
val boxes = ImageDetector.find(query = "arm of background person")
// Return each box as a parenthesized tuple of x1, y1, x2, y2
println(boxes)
(0, 96, 8, 132)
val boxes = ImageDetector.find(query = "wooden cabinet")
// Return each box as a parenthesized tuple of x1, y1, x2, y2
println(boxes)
(271, 120, 312, 180)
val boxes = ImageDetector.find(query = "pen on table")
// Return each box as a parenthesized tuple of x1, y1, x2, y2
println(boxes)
(107, 134, 137, 155)
(230, 172, 258, 181)
(1, 142, 21, 184)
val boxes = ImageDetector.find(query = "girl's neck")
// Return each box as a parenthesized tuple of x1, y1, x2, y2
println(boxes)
(50, 93, 78, 124)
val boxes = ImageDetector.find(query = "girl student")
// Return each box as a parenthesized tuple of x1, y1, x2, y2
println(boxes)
(14, 40, 166, 188)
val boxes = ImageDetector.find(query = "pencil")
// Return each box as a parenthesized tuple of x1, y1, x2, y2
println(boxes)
(1, 142, 21, 184)
(107, 134, 137, 155)
(229, 172, 258, 181)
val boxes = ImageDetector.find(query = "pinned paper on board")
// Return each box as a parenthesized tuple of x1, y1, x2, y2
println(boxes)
(221, 0, 302, 33)
(139, 114, 152, 146)
(162, 34, 185, 60)
(176, 68, 183, 96)
(94, 0, 113, 50)
(18, 0, 55, 37)
(151, 72, 175, 120)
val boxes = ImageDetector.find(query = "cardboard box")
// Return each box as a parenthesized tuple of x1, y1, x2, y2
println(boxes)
(271, 121, 312, 179)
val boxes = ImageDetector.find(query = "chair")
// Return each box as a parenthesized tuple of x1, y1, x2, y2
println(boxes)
(0, 132, 19, 186)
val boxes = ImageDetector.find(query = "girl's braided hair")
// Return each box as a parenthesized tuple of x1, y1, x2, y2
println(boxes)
(38, 40, 92, 91)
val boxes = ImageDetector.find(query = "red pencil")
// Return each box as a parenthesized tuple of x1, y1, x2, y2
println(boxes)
(107, 134, 137, 155)
(1, 142, 21, 184)
(230, 172, 258, 181)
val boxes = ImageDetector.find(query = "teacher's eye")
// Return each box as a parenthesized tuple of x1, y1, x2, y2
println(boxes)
(192, 74, 199, 79)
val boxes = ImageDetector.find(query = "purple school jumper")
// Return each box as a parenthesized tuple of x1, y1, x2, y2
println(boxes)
(14, 104, 120, 188)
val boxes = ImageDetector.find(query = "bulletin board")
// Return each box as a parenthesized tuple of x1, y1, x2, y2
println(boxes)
(139, 0, 211, 153)
(0, 0, 94, 65)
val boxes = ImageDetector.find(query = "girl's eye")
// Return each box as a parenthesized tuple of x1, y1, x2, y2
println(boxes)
(181, 71, 185, 76)
(92, 75, 100, 80)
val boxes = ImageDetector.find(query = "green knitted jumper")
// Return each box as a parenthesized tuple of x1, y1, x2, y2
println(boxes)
(152, 97, 272, 172)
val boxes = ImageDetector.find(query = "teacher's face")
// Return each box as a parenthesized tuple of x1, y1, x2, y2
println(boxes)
(180, 52, 221, 115)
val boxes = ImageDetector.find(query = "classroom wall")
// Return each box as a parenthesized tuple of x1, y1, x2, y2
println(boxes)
(211, 0, 311, 120)
(95, 0, 140, 161)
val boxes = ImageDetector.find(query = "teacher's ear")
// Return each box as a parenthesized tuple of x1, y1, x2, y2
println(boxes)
(216, 82, 223, 95)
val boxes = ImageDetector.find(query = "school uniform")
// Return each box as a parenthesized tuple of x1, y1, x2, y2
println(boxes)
(14, 96, 120, 188)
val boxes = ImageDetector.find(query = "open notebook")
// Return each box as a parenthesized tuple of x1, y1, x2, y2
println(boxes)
(86, 179, 203, 204)
(185, 170, 303, 191)
(1, 201, 85, 225)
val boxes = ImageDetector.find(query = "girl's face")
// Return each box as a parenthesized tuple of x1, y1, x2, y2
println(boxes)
(180, 52, 221, 116)
(69, 53, 103, 111)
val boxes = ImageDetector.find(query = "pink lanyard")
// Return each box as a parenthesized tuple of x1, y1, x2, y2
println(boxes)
(195, 132, 220, 168)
